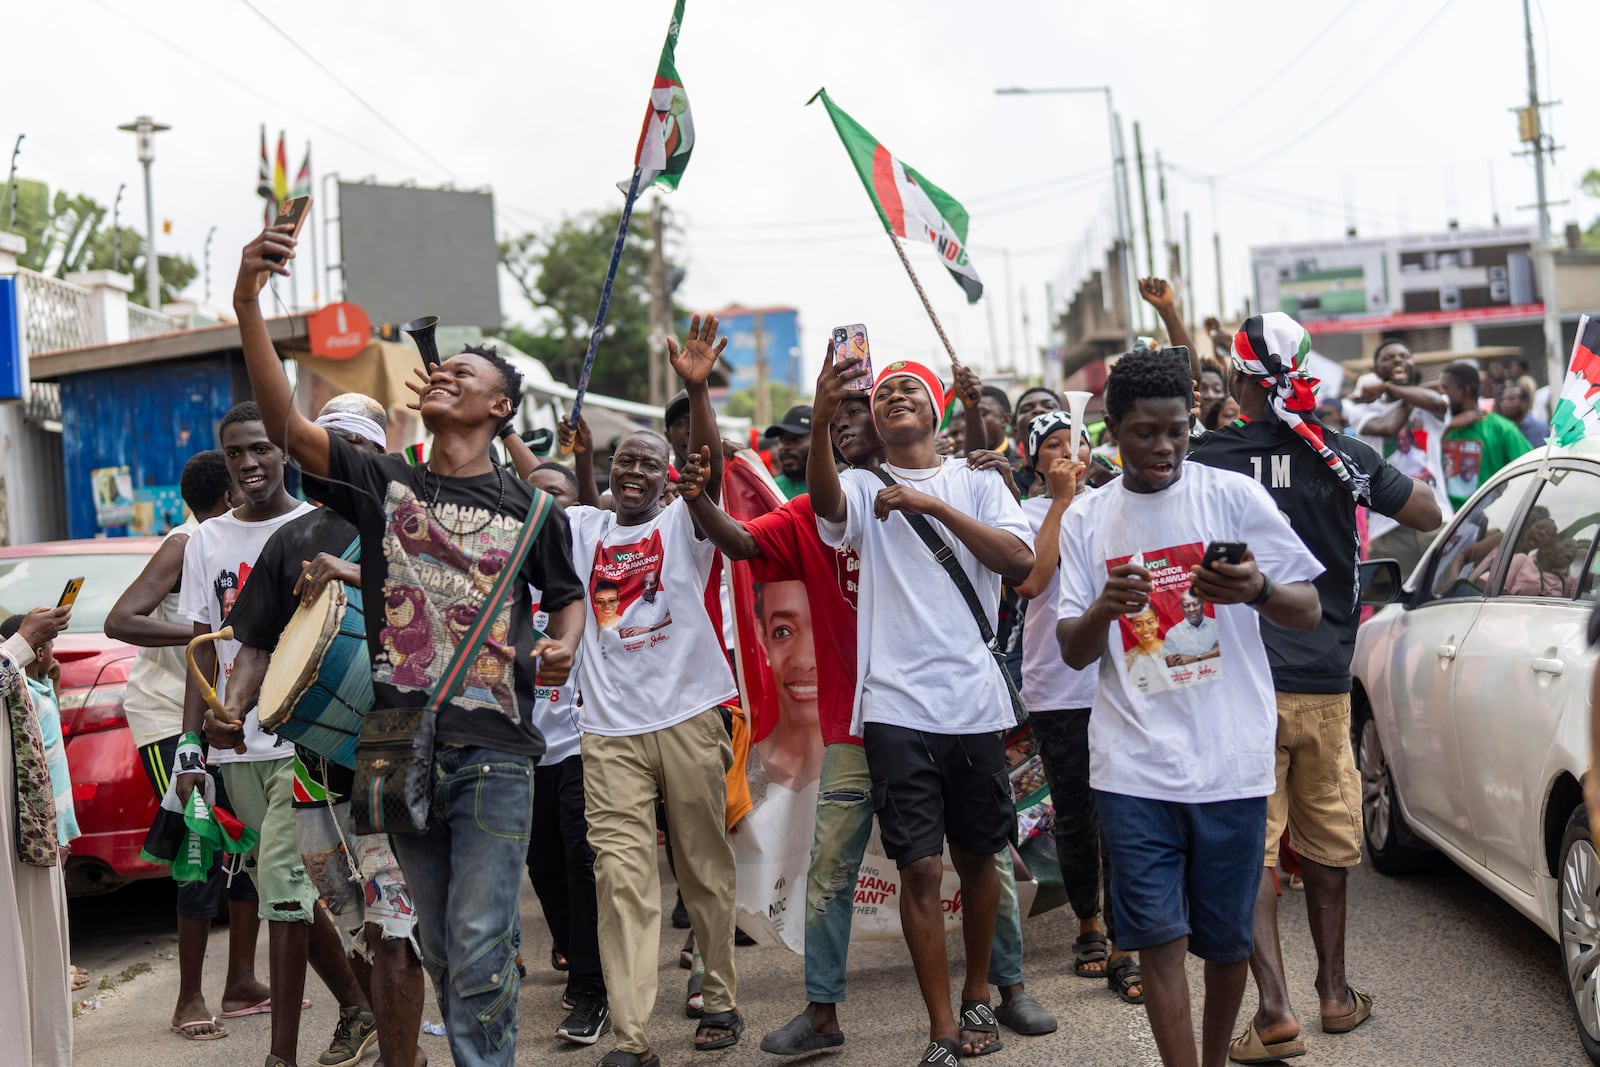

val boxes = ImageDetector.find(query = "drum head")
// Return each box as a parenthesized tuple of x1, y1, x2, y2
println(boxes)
(258, 581, 345, 730)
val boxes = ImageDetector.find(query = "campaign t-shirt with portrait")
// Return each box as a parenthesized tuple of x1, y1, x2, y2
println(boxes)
(1058, 462, 1323, 804)
(1019, 495, 1098, 713)
(180, 502, 315, 764)
(816, 459, 1031, 736)
(319, 433, 584, 759)
(744, 493, 862, 747)
(566, 499, 737, 737)
(1442, 413, 1532, 510)
(529, 585, 581, 766)
(1190, 418, 1415, 694)
(1344, 397, 1452, 540)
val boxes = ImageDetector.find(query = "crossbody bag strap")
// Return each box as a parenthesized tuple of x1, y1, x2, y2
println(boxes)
(339, 535, 361, 563)
(428, 486, 555, 714)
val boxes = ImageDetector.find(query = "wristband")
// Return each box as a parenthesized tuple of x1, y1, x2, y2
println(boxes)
(497, 423, 518, 441)
(1246, 574, 1274, 608)
(175, 732, 207, 775)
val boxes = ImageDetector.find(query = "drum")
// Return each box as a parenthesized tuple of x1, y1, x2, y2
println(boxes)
(258, 579, 374, 769)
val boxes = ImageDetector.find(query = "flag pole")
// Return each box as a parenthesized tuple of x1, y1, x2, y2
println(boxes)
(305, 144, 321, 306)
(886, 233, 963, 374)
(1539, 312, 1591, 481)
(564, 165, 645, 450)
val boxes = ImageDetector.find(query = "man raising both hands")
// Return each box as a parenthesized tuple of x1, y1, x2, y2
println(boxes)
(809, 355, 1034, 1067)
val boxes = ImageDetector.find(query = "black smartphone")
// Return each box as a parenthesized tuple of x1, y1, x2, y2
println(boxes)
(265, 195, 311, 264)
(1200, 541, 1247, 569)
(57, 577, 85, 608)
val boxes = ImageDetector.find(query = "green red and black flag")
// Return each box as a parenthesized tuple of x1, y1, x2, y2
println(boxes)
(1551, 314, 1600, 447)
(624, 0, 695, 193)
(810, 89, 984, 304)
(292, 144, 312, 201)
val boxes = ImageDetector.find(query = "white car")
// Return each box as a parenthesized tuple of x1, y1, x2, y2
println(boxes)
(1353, 437, 1600, 1063)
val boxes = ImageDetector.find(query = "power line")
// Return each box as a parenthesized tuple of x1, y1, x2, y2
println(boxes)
(234, 0, 457, 180)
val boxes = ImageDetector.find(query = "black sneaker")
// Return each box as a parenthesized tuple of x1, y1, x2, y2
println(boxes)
(318, 1005, 377, 1067)
(671, 892, 690, 929)
(556, 997, 612, 1045)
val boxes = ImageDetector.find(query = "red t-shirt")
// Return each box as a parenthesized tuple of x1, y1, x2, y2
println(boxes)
(744, 494, 862, 747)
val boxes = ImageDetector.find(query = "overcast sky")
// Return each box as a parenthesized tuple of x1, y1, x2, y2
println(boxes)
(10, 0, 1600, 385)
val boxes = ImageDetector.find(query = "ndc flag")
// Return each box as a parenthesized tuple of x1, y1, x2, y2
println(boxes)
(623, 0, 695, 194)
(1551, 315, 1600, 448)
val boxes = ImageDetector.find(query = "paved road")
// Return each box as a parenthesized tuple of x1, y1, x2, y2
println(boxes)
(69, 851, 1590, 1066)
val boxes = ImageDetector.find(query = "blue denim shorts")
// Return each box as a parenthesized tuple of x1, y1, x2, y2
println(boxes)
(1095, 791, 1267, 962)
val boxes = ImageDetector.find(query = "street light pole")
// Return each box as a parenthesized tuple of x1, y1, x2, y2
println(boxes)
(1520, 0, 1564, 392)
(996, 86, 1137, 349)
(117, 116, 170, 310)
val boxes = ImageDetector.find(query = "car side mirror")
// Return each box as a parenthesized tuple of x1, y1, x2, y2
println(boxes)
(1359, 559, 1404, 606)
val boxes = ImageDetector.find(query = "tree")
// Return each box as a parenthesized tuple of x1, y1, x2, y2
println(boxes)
(723, 383, 796, 421)
(8, 178, 197, 307)
(1583, 168, 1600, 251)
(498, 208, 686, 402)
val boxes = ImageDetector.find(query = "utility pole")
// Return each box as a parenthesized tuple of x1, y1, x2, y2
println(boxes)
(117, 116, 170, 310)
(753, 308, 771, 429)
(1210, 177, 1225, 319)
(203, 225, 216, 304)
(1115, 113, 1140, 332)
(1519, 0, 1564, 392)
(1134, 122, 1155, 287)
(1184, 210, 1196, 342)
(4, 135, 21, 232)
(647, 196, 670, 411)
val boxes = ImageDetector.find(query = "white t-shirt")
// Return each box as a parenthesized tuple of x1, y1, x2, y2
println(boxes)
(530, 585, 582, 766)
(567, 500, 737, 737)
(1019, 496, 1098, 712)
(817, 459, 1031, 736)
(179, 503, 315, 764)
(125, 518, 198, 750)
(1057, 463, 1322, 803)
(1343, 397, 1452, 540)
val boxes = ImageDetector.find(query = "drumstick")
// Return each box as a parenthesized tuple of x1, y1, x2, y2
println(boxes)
(184, 626, 248, 755)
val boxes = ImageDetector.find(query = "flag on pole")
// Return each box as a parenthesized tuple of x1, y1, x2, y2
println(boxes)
(811, 89, 984, 304)
(273, 131, 289, 207)
(292, 144, 312, 200)
(622, 0, 694, 193)
(257, 124, 274, 222)
(1550, 314, 1600, 447)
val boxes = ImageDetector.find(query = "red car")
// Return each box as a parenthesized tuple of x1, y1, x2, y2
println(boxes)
(0, 538, 166, 895)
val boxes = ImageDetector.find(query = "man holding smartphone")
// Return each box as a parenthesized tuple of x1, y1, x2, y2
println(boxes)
(1057, 347, 1323, 1067)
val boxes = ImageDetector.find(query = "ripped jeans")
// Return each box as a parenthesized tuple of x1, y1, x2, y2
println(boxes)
(388, 745, 533, 1067)
(805, 742, 1024, 1002)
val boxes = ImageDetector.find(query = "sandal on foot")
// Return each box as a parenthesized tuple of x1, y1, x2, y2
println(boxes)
(551, 947, 569, 973)
(919, 1038, 960, 1066)
(1228, 1023, 1306, 1063)
(993, 992, 1057, 1036)
(1072, 930, 1109, 977)
(693, 1009, 744, 1051)
(760, 1013, 845, 1055)
(1320, 987, 1374, 1034)
(1106, 955, 1145, 1005)
(957, 1001, 1003, 1057)
(599, 1050, 660, 1067)
(170, 1017, 229, 1041)
(685, 968, 704, 1018)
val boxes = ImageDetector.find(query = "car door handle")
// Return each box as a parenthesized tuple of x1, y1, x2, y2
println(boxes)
(1531, 658, 1565, 677)
(1436, 644, 1457, 660)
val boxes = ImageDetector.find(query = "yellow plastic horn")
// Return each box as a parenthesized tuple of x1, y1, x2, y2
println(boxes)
(185, 627, 247, 755)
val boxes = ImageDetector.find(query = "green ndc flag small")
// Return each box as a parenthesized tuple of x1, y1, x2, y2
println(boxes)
(623, 0, 695, 193)
(811, 89, 984, 304)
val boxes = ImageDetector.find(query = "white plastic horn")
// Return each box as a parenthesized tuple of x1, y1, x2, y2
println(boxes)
(1063, 390, 1093, 448)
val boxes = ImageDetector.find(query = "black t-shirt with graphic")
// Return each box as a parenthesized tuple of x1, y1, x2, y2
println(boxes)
(1189, 419, 1415, 694)
(227, 506, 362, 802)
(320, 433, 584, 757)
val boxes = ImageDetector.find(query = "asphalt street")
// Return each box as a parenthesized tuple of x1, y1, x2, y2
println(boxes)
(69, 850, 1589, 1066)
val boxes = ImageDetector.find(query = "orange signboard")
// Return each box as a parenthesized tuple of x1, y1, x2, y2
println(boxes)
(306, 302, 371, 360)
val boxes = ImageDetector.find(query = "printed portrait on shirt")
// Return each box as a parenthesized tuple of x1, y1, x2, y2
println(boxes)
(590, 530, 674, 657)
(1109, 544, 1224, 695)
(751, 579, 823, 792)
(1442, 438, 1482, 500)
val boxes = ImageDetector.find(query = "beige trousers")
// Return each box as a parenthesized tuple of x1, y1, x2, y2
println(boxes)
(582, 709, 737, 1054)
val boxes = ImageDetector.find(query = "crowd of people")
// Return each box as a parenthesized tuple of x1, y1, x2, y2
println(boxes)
(10, 213, 1572, 1067)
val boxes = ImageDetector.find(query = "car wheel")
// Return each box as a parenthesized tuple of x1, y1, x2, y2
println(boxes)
(1356, 714, 1434, 874)
(1558, 805, 1600, 1064)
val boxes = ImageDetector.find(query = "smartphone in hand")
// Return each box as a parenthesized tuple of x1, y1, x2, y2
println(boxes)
(57, 577, 85, 609)
(265, 196, 312, 265)
(1200, 541, 1247, 569)
(831, 323, 872, 391)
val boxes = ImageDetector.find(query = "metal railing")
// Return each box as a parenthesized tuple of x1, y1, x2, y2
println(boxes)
(16, 269, 93, 354)
(128, 302, 182, 339)
(25, 381, 60, 426)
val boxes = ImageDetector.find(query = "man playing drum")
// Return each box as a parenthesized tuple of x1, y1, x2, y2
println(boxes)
(224, 396, 427, 1067)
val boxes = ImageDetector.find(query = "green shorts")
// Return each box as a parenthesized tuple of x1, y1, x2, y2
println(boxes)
(219, 758, 318, 924)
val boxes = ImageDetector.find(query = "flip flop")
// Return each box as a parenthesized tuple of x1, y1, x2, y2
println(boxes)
(1228, 1022, 1305, 1063)
(958, 1000, 1003, 1056)
(1072, 930, 1109, 977)
(1320, 987, 1374, 1034)
(71, 966, 90, 991)
(170, 1017, 229, 1041)
(759, 1012, 846, 1055)
(693, 1009, 744, 1051)
(919, 1038, 960, 1066)
(218, 997, 312, 1018)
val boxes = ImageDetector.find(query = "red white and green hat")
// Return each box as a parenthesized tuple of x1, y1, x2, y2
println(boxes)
(872, 360, 945, 429)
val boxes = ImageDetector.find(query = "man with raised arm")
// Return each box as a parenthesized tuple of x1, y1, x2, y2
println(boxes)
(807, 355, 1034, 1067)
(231, 224, 584, 1067)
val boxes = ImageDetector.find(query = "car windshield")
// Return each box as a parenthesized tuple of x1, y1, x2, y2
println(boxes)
(0, 553, 152, 635)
